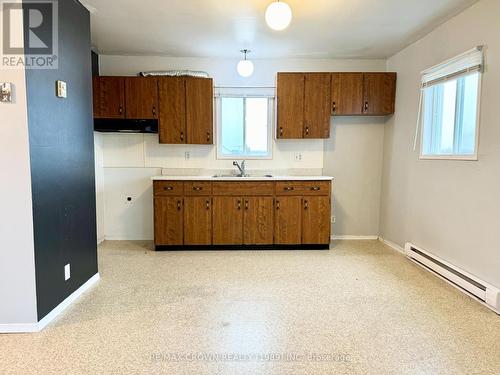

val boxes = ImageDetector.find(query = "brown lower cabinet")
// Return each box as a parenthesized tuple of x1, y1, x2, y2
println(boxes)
(274, 196, 302, 245)
(183, 197, 212, 245)
(153, 180, 332, 248)
(154, 197, 183, 246)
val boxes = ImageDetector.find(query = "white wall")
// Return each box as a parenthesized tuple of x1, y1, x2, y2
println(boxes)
(380, 0, 500, 287)
(324, 117, 386, 236)
(0, 4, 38, 327)
(98, 55, 387, 239)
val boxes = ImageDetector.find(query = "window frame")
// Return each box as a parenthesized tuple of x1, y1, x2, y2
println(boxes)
(215, 93, 275, 160)
(419, 71, 483, 161)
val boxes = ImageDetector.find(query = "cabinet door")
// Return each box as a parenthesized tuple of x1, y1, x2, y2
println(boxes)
(184, 197, 212, 245)
(244, 197, 274, 245)
(125, 77, 158, 119)
(274, 197, 302, 245)
(331, 73, 364, 115)
(92, 76, 100, 118)
(154, 197, 183, 246)
(186, 77, 213, 144)
(302, 196, 331, 245)
(158, 77, 186, 144)
(212, 197, 243, 245)
(304, 73, 331, 138)
(363, 73, 397, 115)
(98, 77, 125, 118)
(277, 73, 305, 139)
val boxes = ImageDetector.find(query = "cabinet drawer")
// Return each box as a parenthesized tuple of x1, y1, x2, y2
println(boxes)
(184, 181, 212, 195)
(154, 181, 184, 196)
(276, 181, 331, 196)
(212, 182, 275, 196)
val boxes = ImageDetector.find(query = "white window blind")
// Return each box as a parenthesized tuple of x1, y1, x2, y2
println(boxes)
(414, 46, 484, 151)
(420, 46, 483, 88)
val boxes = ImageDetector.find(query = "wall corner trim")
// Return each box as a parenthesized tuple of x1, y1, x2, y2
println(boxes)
(0, 273, 100, 333)
(378, 237, 406, 255)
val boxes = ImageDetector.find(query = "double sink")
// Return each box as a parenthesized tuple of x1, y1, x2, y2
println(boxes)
(212, 174, 273, 178)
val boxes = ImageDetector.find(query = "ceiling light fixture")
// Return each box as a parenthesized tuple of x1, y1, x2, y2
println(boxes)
(237, 49, 254, 78)
(265, 0, 292, 31)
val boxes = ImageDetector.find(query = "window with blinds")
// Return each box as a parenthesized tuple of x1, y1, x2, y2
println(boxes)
(417, 46, 483, 159)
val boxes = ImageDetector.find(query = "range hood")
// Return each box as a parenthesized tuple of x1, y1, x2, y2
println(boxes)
(94, 119, 158, 133)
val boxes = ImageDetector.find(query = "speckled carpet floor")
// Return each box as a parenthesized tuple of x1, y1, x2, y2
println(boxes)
(1, 240, 499, 374)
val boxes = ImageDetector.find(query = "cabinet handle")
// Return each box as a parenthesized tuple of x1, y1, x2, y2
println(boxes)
(284, 186, 294, 191)
(237, 200, 241, 210)
(332, 102, 336, 113)
(305, 126, 310, 136)
(364, 101, 369, 112)
(279, 127, 283, 137)
(180, 132, 184, 142)
(276, 200, 280, 210)
(310, 186, 321, 191)
(304, 200, 309, 210)
(206, 200, 210, 210)
(193, 186, 203, 191)
(119, 105, 123, 114)
(245, 200, 249, 210)
(152, 106, 156, 117)
(177, 200, 182, 211)
(163, 186, 174, 191)
(206, 132, 211, 143)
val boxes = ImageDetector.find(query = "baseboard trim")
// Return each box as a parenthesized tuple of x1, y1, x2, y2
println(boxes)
(97, 236, 105, 245)
(332, 235, 379, 240)
(0, 273, 100, 333)
(104, 236, 153, 241)
(379, 237, 406, 255)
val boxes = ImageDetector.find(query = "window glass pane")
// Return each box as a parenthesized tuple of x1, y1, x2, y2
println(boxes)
(219, 96, 271, 159)
(245, 98, 269, 156)
(421, 72, 480, 158)
(221, 97, 244, 156)
(457, 73, 479, 154)
(439, 80, 457, 154)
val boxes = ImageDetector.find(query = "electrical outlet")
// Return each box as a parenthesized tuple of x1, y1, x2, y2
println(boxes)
(64, 264, 71, 281)
(331, 216, 336, 224)
(294, 152, 303, 162)
(185, 151, 191, 160)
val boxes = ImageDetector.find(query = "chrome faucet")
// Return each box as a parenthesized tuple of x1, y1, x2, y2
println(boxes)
(233, 160, 246, 177)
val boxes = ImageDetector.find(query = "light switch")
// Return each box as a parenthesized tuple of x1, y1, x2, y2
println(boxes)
(64, 264, 71, 281)
(1, 82, 13, 103)
(56, 80, 67, 98)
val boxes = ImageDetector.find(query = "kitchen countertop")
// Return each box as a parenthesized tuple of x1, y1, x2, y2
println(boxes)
(152, 175, 334, 181)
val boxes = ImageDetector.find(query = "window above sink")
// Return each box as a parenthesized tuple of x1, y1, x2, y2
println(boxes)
(215, 87, 274, 160)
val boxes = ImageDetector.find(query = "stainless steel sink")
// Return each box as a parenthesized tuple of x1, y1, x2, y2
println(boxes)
(212, 174, 273, 178)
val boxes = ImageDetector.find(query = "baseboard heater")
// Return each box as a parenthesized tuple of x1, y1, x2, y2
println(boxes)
(405, 243, 500, 314)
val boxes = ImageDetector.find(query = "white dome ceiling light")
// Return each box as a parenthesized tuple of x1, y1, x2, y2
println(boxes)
(265, 1, 293, 31)
(237, 49, 254, 78)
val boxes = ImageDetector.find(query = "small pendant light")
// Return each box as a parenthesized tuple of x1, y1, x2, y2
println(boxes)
(237, 49, 254, 78)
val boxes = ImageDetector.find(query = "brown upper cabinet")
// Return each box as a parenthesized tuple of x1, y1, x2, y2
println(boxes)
(362, 73, 397, 115)
(95, 76, 125, 119)
(158, 76, 213, 145)
(331, 73, 364, 115)
(276, 73, 331, 139)
(124, 77, 158, 119)
(331, 72, 396, 116)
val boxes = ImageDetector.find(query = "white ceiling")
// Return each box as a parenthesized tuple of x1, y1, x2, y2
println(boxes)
(84, 0, 478, 59)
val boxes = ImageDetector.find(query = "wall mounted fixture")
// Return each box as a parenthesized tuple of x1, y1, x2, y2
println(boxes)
(265, 0, 292, 31)
(237, 49, 254, 78)
(1, 82, 13, 103)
